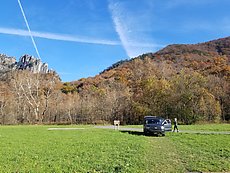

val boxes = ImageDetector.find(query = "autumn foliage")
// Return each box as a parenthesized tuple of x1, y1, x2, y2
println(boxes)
(0, 37, 230, 124)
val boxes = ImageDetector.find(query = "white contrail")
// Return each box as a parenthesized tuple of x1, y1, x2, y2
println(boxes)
(0, 27, 121, 45)
(109, 0, 163, 58)
(109, 2, 132, 57)
(17, 0, 41, 59)
(0, 27, 165, 48)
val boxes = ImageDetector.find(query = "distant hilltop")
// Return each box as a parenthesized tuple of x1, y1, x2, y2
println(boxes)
(72, 36, 230, 92)
(0, 54, 53, 74)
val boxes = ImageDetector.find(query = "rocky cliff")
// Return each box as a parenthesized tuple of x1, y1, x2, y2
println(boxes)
(0, 54, 51, 74)
(16, 54, 50, 73)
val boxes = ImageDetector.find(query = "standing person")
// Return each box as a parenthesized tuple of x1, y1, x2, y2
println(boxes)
(173, 118, 179, 132)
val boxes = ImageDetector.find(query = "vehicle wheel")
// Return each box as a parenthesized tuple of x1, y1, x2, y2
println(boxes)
(162, 133, 165, 136)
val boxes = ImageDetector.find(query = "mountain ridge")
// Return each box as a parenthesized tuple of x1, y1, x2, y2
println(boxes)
(71, 36, 230, 91)
(96, 36, 230, 79)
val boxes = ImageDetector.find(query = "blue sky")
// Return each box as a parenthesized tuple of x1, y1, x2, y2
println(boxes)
(0, 0, 230, 81)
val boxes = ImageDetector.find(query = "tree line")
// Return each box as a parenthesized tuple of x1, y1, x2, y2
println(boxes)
(0, 58, 229, 125)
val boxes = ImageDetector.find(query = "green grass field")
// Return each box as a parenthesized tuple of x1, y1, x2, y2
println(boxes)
(124, 123, 230, 131)
(0, 124, 229, 172)
(179, 123, 230, 131)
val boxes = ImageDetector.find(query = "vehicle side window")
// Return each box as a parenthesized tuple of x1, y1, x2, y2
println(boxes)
(146, 119, 160, 124)
(163, 119, 171, 124)
(166, 119, 171, 124)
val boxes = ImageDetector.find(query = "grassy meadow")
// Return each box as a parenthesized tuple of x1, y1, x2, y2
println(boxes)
(0, 124, 229, 172)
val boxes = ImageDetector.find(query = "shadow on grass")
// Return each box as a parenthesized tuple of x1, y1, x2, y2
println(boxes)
(120, 130, 166, 137)
(120, 130, 144, 136)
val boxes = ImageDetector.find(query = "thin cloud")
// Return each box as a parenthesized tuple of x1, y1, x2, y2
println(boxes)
(109, 3, 132, 57)
(0, 27, 165, 48)
(108, 0, 162, 58)
(0, 27, 120, 46)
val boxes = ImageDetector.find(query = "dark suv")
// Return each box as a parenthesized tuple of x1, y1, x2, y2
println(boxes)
(143, 116, 172, 136)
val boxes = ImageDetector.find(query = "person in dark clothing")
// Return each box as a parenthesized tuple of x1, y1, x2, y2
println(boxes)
(173, 118, 179, 132)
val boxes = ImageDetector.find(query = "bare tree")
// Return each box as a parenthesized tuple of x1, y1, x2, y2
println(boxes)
(41, 73, 60, 121)
(11, 71, 44, 123)
(0, 82, 8, 124)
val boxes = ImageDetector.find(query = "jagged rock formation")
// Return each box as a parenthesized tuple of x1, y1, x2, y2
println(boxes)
(16, 54, 49, 73)
(0, 54, 52, 74)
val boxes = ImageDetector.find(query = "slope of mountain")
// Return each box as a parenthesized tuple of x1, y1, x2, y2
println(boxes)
(71, 36, 230, 91)
(156, 36, 230, 58)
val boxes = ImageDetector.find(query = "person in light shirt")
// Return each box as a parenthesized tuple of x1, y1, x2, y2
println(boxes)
(173, 118, 179, 132)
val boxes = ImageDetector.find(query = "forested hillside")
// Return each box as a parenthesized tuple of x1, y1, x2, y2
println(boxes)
(0, 37, 229, 125)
